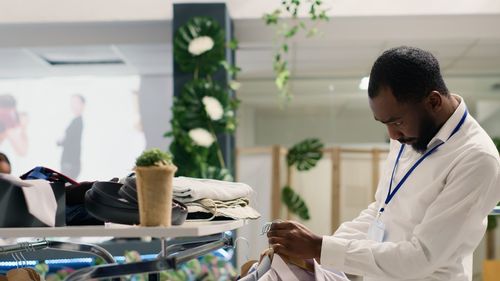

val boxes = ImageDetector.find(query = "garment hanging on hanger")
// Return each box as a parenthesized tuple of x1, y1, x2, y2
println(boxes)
(7, 268, 41, 281)
(239, 248, 350, 281)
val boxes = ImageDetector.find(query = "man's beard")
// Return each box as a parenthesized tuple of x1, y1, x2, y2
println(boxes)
(411, 113, 440, 154)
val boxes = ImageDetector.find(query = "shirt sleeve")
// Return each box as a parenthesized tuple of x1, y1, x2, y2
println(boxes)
(320, 151, 500, 279)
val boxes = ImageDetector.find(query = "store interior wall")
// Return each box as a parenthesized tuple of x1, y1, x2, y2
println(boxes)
(137, 75, 173, 151)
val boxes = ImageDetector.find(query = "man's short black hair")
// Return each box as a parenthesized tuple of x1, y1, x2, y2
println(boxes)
(368, 46, 449, 103)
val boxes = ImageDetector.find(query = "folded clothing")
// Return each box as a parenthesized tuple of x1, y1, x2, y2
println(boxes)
(173, 177, 254, 203)
(185, 198, 261, 220)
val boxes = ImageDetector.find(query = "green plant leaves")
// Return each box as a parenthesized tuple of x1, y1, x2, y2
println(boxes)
(167, 80, 238, 179)
(136, 148, 173, 167)
(174, 17, 225, 75)
(203, 166, 234, 181)
(287, 138, 324, 171)
(282, 186, 310, 220)
(171, 79, 237, 134)
(263, 0, 330, 104)
(169, 16, 240, 180)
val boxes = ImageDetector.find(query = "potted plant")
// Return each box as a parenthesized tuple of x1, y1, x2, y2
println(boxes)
(135, 148, 177, 227)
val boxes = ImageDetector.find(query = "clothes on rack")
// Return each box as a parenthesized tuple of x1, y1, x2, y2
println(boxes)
(238, 248, 349, 281)
(173, 177, 254, 203)
(4, 268, 42, 281)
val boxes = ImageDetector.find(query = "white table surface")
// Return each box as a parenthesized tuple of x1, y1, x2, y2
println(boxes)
(0, 220, 247, 238)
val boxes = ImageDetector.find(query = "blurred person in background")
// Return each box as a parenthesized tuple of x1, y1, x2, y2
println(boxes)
(58, 94, 85, 179)
(0, 94, 28, 157)
(0, 152, 11, 174)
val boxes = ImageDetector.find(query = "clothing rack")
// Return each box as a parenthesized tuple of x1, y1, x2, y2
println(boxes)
(0, 221, 246, 281)
(0, 240, 116, 264)
(64, 233, 233, 281)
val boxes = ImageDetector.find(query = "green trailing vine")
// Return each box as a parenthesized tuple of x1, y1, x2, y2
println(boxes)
(167, 16, 240, 180)
(282, 138, 324, 220)
(263, 0, 329, 103)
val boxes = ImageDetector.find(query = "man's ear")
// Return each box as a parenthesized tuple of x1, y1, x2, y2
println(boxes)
(425, 91, 443, 113)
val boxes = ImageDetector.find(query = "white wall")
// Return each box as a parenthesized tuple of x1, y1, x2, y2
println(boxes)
(238, 104, 388, 147)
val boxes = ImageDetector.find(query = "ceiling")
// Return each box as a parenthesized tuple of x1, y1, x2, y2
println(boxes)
(0, 14, 499, 109)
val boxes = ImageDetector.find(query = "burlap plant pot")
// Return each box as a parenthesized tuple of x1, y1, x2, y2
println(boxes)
(135, 165, 177, 227)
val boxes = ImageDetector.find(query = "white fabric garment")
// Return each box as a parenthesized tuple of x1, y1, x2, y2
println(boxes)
(321, 95, 500, 281)
(0, 173, 32, 187)
(257, 255, 350, 281)
(0, 174, 57, 226)
(173, 176, 254, 203)
(186, 198, 261, 220)
(21, 179, 58, 226)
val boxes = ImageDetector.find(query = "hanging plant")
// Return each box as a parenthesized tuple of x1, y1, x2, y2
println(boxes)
(282, 185, 310, 220)
(174, 17, 226, 76)
(263, 0, 330, 103)
(168, 16, 240, 181)
(287, 138, 324, 171)
(282, 138, 324, 220)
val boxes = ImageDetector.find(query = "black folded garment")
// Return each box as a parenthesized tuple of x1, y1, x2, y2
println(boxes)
(85, 180, 188, 226)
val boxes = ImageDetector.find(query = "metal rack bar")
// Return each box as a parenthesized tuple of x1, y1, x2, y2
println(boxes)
(64, 234, 233, 281)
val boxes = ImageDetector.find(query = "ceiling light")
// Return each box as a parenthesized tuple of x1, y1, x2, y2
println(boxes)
(359, 76, 369, 90)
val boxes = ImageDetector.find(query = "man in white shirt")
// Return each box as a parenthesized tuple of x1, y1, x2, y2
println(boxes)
(267, 46, 500, 281)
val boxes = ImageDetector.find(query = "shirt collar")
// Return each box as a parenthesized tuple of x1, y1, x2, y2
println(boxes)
(426, 94, 466, 149)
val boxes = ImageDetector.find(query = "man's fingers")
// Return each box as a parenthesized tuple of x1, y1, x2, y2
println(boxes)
(271, 243, 293, 257)
(269, 220, 295, 231)
(268, 237, 287, 246)
(266, 229, 292, 238)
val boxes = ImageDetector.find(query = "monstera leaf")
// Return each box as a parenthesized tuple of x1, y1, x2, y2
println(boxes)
(173, 79, 235, 133)
(287, 138, 324, 171)
(282, 186, 310, 220)
(174, 17, 225, 75)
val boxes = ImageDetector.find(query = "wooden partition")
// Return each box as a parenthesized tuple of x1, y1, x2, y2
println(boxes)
(237, 146, 389, 233)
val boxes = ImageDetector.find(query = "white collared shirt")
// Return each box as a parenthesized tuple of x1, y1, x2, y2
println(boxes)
(321, 96, 500, 281)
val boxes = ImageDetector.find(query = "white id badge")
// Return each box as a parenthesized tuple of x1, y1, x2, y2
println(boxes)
(367, 218, 385, 242)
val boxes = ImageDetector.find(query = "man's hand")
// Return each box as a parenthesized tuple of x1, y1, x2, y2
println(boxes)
(267, 220, 323, 261)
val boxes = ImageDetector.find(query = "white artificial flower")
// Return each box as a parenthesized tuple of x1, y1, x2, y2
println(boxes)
(188, 36, 214, 56)
(202, 96, 224, 121)
(188, 128, 215, 147)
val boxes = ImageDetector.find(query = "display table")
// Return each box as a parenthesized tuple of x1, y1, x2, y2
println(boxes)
(0, 220, 246, 238)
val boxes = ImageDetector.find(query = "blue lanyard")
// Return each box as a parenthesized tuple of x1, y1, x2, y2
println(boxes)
(379, 109, 468, 215)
